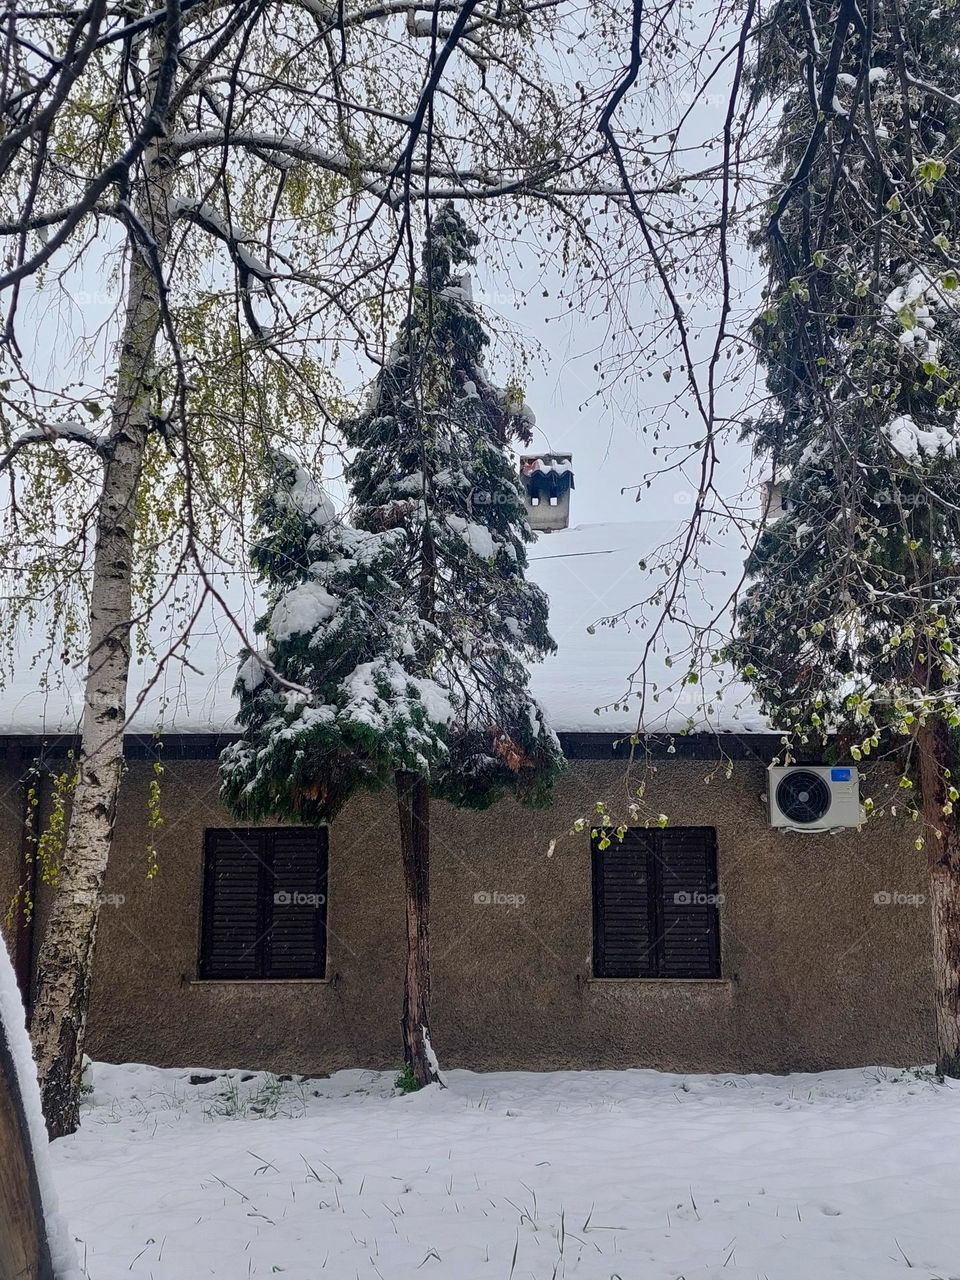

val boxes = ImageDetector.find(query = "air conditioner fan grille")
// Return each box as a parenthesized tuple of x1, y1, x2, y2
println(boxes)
(776, 770, 832, 825)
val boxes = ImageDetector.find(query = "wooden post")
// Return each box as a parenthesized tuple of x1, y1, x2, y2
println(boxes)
(0, 1017, 55, 1280)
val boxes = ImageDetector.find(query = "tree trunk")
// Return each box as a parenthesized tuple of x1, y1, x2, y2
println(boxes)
(917, 718, 960, 1078)
(29, 113, 176, 1137)
(395, 770, 439, 1087)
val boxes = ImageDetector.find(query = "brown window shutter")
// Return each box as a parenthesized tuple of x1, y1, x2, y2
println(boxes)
(655, 827, 721, 978)
(200, 829, 265, 979)
(200, 828, 328, 979)
(592, 830, 657, 977)
(268, 828, 328, 978)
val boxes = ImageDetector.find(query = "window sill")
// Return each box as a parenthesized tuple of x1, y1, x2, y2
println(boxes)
(189, 978, 331, 985)
(586, 977, 733, 987)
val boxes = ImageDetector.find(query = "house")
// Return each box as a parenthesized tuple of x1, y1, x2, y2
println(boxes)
(0, 472, 936, 1075)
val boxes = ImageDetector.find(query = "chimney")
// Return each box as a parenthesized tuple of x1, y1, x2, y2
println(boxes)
(760, 473, 790, 522)
(520, 454, 574, 532)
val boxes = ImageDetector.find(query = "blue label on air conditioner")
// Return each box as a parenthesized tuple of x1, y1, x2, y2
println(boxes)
(831, 767, 852, 782)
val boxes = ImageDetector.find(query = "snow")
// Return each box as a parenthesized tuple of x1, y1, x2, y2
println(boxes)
(280, 465, 337, 527)
(522, 455, 573, 476)
(0, 521, 765, 736)
(11, 420, 102, 450)
(834, 65, 888, 91)
(50, 1058, 960, 1280)
(884, 413, 959, 460)
(407, 673, 456, 727)
(269, 580, 339, 642)
(446, 513, 497, 558)
(171, 199, 273, 281)
(884, 272, 939, 350)
(422, 1026, 446, 1085)
(527, 521, 766, 733)
(395, 470, 425, 495)
(340, 659, 455, 730)
(440, 273, 474, 304)
(499, 389, 539, 432)
(885, 274, 929, 314)
(0, 938, 80, 1279)
(236, 651, 268, 692)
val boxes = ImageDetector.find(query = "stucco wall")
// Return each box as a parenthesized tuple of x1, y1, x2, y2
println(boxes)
(1, 750, 937, 1074)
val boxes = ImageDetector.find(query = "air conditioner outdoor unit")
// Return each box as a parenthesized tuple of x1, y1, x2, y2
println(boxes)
(768, 765, 862, 833)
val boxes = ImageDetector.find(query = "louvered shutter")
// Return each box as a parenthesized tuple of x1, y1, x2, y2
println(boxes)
(592, 831, 656, 977)
(200, 828, 328, 979)
(655, 827, 721, 978)
(268, 829, 327, 978)
(201, 829, 264, 978)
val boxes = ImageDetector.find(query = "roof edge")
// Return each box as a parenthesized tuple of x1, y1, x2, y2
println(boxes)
(0, 730, 785, 764)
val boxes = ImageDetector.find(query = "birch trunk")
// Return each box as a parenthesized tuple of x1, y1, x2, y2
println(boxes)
(396, 770, 438, 1087)
(29, 82, 177, 1138)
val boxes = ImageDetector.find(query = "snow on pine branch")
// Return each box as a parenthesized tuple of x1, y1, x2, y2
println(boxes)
(884, 415, 960, 462)
(270, 581, 339, 642)
(278, 465, 337, 526)
(341, 659, 455, 731)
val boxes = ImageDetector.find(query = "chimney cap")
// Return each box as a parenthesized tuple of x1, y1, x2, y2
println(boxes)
(520, 453, 573, 476)
(520, 454, 574, 531)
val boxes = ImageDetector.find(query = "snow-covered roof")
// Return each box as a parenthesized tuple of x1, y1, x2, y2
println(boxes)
(1, 521, 767, 737)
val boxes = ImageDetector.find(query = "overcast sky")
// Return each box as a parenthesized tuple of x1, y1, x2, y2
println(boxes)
(7, 0, 770, 734)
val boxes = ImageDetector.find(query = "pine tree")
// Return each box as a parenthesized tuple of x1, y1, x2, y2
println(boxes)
(731, 0, 960, 1073)
(221, 206, 564, 1084)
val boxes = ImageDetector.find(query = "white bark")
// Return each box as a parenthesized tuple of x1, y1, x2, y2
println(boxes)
(28, 60, 177, 1140)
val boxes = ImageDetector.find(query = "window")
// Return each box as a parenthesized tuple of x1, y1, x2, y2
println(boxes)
(592, 827, 721, 979)
(200, 828, 327, 979)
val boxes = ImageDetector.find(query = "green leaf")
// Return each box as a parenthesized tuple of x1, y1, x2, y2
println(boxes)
(917, 157, 947, 185)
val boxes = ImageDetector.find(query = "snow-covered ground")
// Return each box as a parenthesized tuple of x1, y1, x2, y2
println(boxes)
(53, 1061, 960, 1280)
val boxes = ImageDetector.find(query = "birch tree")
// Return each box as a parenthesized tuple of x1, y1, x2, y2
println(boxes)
(3, 3, 191, 1141)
